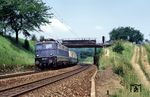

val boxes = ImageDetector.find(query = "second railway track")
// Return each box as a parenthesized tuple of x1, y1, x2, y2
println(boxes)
(0, 70, 39, 79)
(0, 65, 90, 97)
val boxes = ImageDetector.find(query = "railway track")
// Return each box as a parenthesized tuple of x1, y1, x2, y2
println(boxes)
(0, 71, 39, 79)
(0, 65, 90, 97)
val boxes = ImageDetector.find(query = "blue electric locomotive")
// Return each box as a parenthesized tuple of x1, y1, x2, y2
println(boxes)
(35, 39, 77, 68)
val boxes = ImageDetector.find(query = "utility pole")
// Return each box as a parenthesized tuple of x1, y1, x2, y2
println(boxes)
(102, 36, 105, 44)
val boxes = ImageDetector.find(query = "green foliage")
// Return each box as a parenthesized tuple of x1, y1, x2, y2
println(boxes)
(23, 39, 30, 50)
(0, 0, 52, 42)
(144, 44, 150, 64)
(138, 46, 150, 81)
(0, 36, 34, 71)
(31, 34, 37, 41)
(109, 27, 144, 43)
(100, 42, 150, 97)
(113, 65, 124, 76)
(40, 35, 45, 41)
(79, 57, 93, 64)
(80, 50, 93, 58)
(112, 41, 124, 54)
(70, 48, 97, 64)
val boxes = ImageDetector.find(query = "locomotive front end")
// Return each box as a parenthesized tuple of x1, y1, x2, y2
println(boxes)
(35, 41, 57, 68)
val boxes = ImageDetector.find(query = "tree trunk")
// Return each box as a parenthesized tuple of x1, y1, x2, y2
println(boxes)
(4, 27, 6, 35)
(15, 30, 19, 43)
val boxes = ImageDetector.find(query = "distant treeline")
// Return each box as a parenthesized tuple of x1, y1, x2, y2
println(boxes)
(109, 27, 144, 43)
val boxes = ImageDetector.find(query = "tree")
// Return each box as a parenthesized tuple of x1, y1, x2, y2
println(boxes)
(31, 34, 37, 41)
(109, 27, 144, 43)
(0, 0, 52, 43)
(23, 39, 30, 50)
(40, 36, 45, 41)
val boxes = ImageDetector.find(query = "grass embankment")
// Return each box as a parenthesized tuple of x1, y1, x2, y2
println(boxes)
(144, 44, 150, 64)
(0, 35, 35, 71)
(99, 41, 150, 97)
(138, 46, 150, 81)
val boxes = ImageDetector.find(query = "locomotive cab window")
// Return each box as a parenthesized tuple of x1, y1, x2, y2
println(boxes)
(36, 45, 43, 50)
(45, 44, 52, 49)
(36, 44, 53, 50)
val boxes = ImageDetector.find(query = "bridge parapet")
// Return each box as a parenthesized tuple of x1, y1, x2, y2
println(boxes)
(62, 39, 96, 45)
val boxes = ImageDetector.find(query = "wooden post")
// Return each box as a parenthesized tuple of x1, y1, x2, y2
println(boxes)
(107, 90, 109, 95)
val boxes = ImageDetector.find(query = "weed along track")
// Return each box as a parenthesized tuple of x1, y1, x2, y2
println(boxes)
(0, 65, 92, 97)
(131, 46, 150, 90)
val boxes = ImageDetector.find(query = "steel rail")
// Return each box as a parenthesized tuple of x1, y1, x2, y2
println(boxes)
(0, 65, 90, 97)
(0, 71, 39, 79)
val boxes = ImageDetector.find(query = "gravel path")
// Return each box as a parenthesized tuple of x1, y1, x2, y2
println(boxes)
(95, 67, 123, 97)
(104, 48, 109, 57)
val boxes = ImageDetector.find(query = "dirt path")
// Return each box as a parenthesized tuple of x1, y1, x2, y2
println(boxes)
(104, 48, 109, 57)
(141, 47, 150, 78)
(131, 46, 150, 90)
(96, 67, 123, 97)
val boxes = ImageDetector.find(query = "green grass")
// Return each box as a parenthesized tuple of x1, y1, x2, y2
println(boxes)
(0, 35, 35, 71)
(138, 46, 150, 81)
(99, 41, 150, 97)
(144, 44, 150, 64)
(79, 57, 93, 64)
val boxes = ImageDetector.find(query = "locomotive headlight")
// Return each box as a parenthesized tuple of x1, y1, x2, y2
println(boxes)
(50, 54, 53, 56)
(36, 55, 39, 57)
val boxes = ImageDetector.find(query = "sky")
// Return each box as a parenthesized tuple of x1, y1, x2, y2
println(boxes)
(38, 0, 150, 42)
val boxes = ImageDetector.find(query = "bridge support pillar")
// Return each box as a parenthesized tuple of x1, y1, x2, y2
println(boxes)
(94, 47, 99, 68)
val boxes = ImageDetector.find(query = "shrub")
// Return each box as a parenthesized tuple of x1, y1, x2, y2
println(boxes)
(23, 39, 30, 50)
(113, 42, 124, 54)
(40, 36, 45, 41)
(113, 65, 124, 77)
(31, 34, 37, 41)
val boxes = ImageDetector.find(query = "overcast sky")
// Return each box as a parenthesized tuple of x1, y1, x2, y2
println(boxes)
(38, 0, 150, 42)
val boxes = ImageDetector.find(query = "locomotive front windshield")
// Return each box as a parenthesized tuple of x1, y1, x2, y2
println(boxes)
(36, 44, 53, 50)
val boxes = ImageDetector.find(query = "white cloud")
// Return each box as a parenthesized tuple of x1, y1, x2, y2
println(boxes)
(51, 18, 71, 32)
(95, 25, 103, 30)
(40, 18, 71, 33)
(38, 18, 72, 39)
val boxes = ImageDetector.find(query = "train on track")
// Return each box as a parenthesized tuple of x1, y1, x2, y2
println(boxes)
(35, 39, 78, 69)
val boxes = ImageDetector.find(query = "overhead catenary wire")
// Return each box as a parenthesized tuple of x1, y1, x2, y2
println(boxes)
(51, 8, 79, 38)
(42, 0, 96, 41)
(43, 0, 80, 38)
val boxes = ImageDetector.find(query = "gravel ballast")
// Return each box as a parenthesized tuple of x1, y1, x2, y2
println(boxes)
(0, 65, 81, 91)
(19, 65, 97, 97)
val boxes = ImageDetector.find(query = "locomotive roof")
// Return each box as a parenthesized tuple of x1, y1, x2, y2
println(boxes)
(36, 40, 58, 44)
